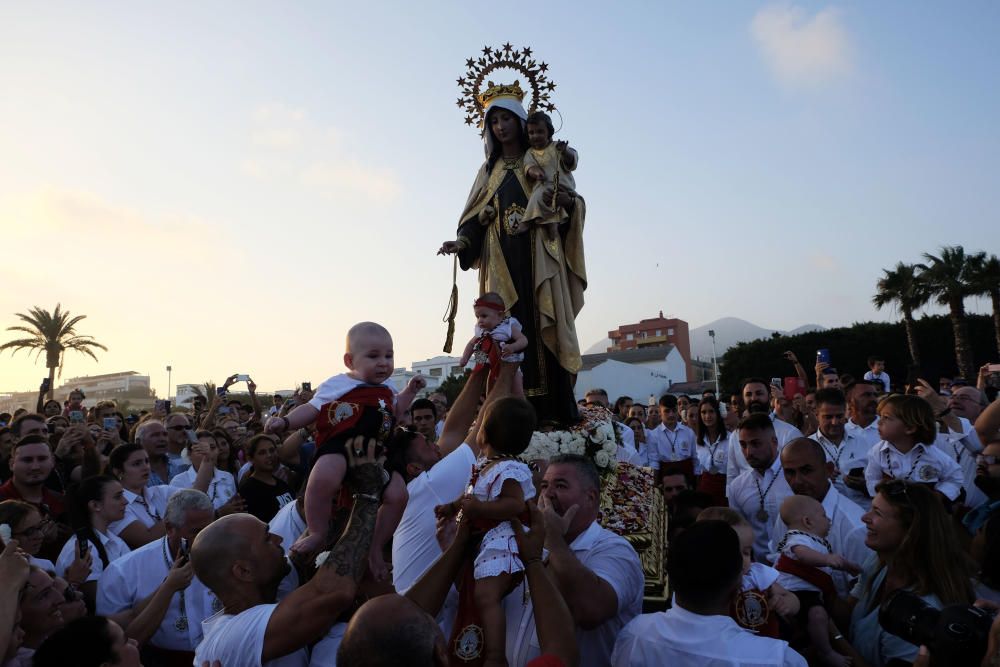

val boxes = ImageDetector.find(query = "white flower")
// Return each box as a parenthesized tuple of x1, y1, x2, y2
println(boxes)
(602, 440, 618, 456)
(0, 524, 10, 543)
(594, 451, 611, 468)
(314, 550, 331, 568)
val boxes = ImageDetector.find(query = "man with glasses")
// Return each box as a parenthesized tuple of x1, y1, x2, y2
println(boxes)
(137, 420, 184, 487)
(963, 440, 1000, 534)
(164, 414, 193, 473)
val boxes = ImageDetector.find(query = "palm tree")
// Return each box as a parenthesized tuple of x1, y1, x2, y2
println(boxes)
(873, 262, 929, 366)
(0, 304, 107, 399)
(918, 246, 985, 379)
(969, 253, 1000, 359)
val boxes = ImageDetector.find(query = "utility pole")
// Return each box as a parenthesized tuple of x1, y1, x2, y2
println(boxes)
(166, 365, 172, 402)
(708, 330, 720, 395)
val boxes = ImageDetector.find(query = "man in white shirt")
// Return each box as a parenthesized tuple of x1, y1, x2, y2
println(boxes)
(505, 454, 644, 667)
(649, 394, 699, 481)
(389, 369, 492, 594)
(844, 381, 880, 449)
(773, 438, 871, 596)
(726, 379, 804, 492)
(612, 520, 807, 667)
(809, 388, 872, 508)
(191, 440, 385, 667)
(728, 413, 794, 562)
(96, 490, 216, 660)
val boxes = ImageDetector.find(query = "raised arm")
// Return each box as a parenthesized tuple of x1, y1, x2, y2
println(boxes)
(262, 437, 382, 662)
(437, 368, 489, 458)
(394, 375, 428, 422)
(247, 378, 263, 426)
(125, 557, 193, 644)
(976, 392, 1000, 444)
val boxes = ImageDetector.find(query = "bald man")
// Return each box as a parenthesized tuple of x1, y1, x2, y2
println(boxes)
(338, 594, 448, 666)
(192, 439, 384, 666)
(772, 438, 870, 596)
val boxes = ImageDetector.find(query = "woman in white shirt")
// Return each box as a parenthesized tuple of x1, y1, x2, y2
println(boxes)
(694, 397, 729, 506)
(56, 474, 131, 608)
(169, 431, 236, 510)
(106, 442, 214, 549)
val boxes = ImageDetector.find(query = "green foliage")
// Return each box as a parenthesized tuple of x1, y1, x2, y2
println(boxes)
(720, 314, 997, 393)
(436, 372, 470, 406)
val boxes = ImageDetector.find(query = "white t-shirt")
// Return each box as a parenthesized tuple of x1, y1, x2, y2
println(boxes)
(55, 530, 130, 583)
(726, 415, 803, 492)
(611, 605, 807, 667)
(392, 443, 477, 593)
(170, 466, 237, 509)
(195, 603, 309, 667)
(774, 531, 831, 594)
(743, 562, 780, 592)
(864, 440, 964, 500)
(307, 373, 398, 411)
(863, 370, 891, 393)
(269, 500, 306, 554)
(504, 521, 644, 667)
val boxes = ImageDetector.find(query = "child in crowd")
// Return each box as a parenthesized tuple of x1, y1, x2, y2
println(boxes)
(523, 111, 578, 229)
(435, 398, 536, 667)
(264, 321, 425, 579)
(698, 507, 799, 638)
(864, 394, 963, 502)
(774, 495, 861, 667)
(863, 356, 890, 394)
(458, 292, 527, 395)
(652, 394, 700, 484)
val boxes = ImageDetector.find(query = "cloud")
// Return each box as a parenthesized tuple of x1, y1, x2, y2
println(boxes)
(243, 103, 396, 203)
(809, 252, 839, 272)
(300, 161, 400, 201)
(750, 4, 852, 88)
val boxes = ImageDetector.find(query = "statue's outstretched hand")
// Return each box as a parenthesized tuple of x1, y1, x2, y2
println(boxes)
(438, 241, 460, 255)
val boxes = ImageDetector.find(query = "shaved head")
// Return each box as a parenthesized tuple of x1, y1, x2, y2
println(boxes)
(346, 322, 392, 354)
(190, 514, 255, 594)
(779, 494, 823, 526)
(782, 437, 827, 467)
(337, 594, 446, 666)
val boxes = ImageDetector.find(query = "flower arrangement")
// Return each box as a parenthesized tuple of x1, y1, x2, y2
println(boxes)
(520, 405, 620, 474)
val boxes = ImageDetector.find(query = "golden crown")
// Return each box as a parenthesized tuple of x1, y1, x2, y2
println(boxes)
(455, 44, 557, 129)
(477, 80, 525, 109)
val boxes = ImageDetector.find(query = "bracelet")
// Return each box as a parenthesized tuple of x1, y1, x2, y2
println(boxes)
(352, 492, 381, 503)
(522, 557, 543, 567)
(833, 634, 844, 641)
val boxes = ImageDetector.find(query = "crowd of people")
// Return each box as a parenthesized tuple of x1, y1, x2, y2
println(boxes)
(1, 334, 1000, 666)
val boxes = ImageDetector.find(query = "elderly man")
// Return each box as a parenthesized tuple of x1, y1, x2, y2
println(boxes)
(135, 420, 184, 487)
(963, 438, 1000, 535)
(728, 414, 794, 562)
(505, 453, 644, 667)
(772, 438, 871, 596)
(97, 489, 216, 662)
(163, 413, 192, 473)
(191, 440, 382, 667)
(808, 388, 871, 509)
(726, 379, 804, 492)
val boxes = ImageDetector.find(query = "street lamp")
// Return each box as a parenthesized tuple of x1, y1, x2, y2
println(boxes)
(708, 330, 719, 395)
(166, 365, 172, 402)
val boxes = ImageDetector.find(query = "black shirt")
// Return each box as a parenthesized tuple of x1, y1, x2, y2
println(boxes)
(238, 475, 294, 523)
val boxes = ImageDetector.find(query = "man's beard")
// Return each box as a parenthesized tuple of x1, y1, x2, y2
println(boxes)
(974, 474, 1000, 499)
(746, 401, 770, 415)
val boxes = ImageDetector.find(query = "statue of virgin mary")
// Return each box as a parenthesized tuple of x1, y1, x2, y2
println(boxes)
(439, 82, 586, 426)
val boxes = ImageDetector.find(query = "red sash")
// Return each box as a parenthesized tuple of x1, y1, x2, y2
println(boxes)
(314, 385, 395, 449)
(447, 512, 530, 667)
(730, 588, 780, 638)
(696, 472, 728, 506)
(774, 554, 837, 605)
(471, 334, 502, 387)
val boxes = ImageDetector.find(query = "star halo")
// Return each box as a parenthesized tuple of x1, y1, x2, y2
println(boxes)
(456, 44, 557, 129)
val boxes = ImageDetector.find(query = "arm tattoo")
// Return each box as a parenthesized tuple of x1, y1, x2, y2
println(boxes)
(323, 498, 378, 582)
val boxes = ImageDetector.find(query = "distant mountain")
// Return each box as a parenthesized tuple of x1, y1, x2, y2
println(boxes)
(583, 318, 826, 360)
(689, 318, 826, 361)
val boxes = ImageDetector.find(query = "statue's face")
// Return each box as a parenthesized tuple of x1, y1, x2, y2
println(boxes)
(489, 109, 519, 146)
(526, 122, 549, 149)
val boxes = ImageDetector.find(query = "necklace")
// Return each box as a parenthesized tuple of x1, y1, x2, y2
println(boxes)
(889, 446, 925, 481)
(952, 442, 965, 464)
(777, 529, 833, 555)
(160, 537, 188, 633)
(501, 155, 521, 171)
(704, 433, 724, 473)
(754, 468, 780, 522)
(661, 426, 679, 458)
(135, 491, 162, 523)
(818, 435, 845, 472)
